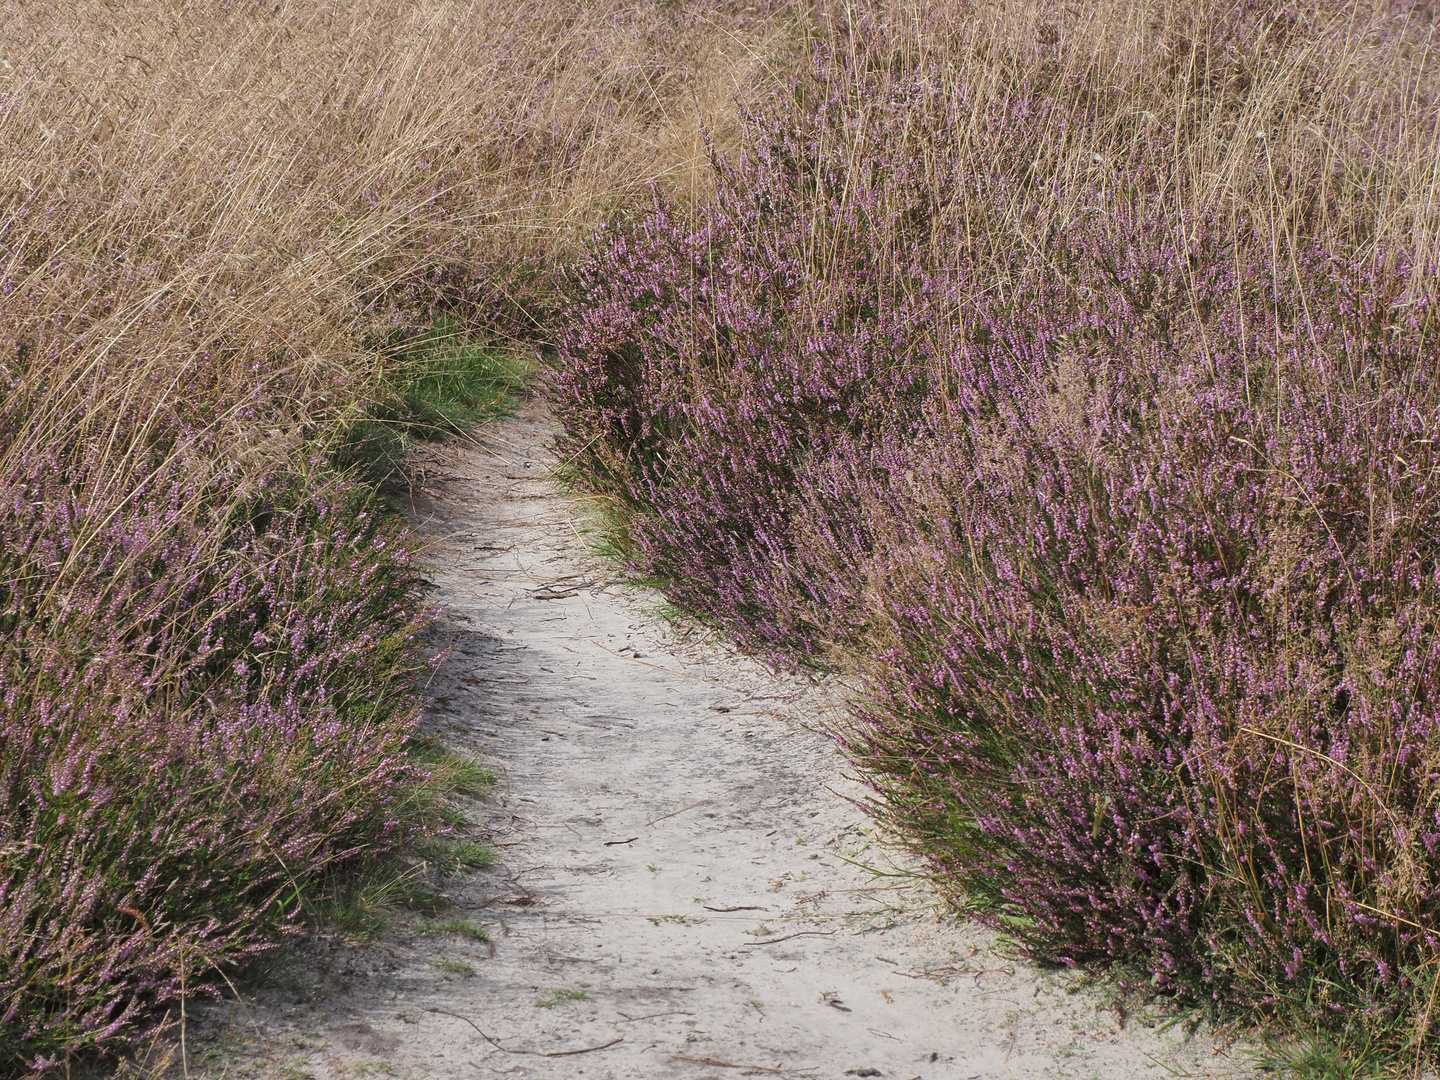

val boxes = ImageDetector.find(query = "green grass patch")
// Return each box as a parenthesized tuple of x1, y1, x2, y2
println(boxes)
(303, 865, 448, 942)
(337, 319, 533, 486)
(1249, 1032, 1402, 1080)
(416, 839, 499, 876)
(407, 739, 495, 800)
(296, 743, 496, 940)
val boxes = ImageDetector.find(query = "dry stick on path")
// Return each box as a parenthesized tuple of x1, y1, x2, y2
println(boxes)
(426, 1008, 622, 1058)
(672, 1055, 812, 1075)
(616, 1010, 695, 1023)
(646, 798, 710, 827)
(594, 640, 721, 683)
(740, 930, 837, 946)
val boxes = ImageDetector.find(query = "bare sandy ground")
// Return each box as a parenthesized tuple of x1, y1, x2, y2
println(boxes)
(191, 398, 1253, 1080)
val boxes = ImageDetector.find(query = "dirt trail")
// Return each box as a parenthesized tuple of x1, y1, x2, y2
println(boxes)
(196, 398, 1251, 1080)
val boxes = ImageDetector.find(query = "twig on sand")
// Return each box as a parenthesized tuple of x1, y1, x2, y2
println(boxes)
(546, 1038, 626, 1058)
(616, 1009, 694, 1023)
(672, 1056, 810, 1074)
(531, 585, 587, 600)
(703, 904, 767, 912)
(897, 963, 1010, 983)
(593, 641, 720, 683)
(645, 799, 710, 827)
(426, 1008, 622, 1058)
(740, 930, 837, 946)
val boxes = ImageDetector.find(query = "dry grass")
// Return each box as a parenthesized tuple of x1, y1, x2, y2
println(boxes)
(842, 0, 1440, 290)
(9, 0, 1440, 1070)
(0, 0, 799, 461)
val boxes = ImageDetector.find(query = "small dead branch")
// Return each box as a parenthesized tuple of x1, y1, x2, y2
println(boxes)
(740, 930, 836, 946)
(645, 799, 710, 827)
(426, 1008, 622, 1058)
(672, 1056, 793, 1074)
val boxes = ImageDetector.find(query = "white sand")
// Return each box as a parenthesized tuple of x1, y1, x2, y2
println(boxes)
(192, 397, 1253, 1080)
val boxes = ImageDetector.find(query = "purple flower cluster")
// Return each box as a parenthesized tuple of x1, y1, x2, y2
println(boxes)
(557, 14, 1440, 1036)
(0, 408, 429, 1068)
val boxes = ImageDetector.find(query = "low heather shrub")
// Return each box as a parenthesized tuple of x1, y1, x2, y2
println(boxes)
(0, 404, 430, 1068)
(557, 0, 1440, 1056)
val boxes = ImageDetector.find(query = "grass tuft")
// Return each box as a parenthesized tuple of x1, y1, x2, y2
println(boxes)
(415, 840, 500, 876)
(304, 867, 449, 944)
(336, 325, 534, 488)
(1250, 1033, 1402, 1080)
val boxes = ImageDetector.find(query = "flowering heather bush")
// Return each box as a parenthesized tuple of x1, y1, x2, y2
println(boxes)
(558, 0, 1440, 1055)
(0, 398, 432, 1068)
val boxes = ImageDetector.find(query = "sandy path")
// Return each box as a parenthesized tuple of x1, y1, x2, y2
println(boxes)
(194, 398, 1251, 1080)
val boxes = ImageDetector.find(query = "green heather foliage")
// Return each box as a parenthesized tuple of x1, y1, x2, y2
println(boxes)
(558, 0, 1440, 1063)
(0, 389, 431, 1066)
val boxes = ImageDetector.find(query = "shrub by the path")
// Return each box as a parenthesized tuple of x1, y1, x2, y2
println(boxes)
(557, 0, 1440, 1058)
(0, 424, 428, 1067)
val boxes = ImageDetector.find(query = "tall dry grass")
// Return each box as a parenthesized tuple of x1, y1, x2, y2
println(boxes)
(1, 0, 799, 437)
(0, 0, 798, 1069)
